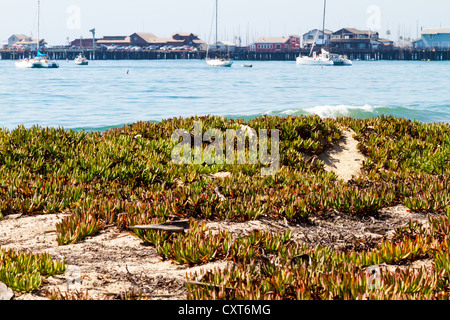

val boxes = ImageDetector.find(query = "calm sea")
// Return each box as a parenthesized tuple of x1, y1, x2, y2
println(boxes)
(1, 59, 449, 131)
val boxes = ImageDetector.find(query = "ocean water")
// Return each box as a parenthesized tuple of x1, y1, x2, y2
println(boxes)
(0, 59, 449, 131)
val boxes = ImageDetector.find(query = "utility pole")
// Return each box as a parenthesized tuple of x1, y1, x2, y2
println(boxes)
(90, 28, 96, 60)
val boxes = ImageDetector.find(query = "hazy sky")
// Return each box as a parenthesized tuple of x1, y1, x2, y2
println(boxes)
(1, 0, 449, 45)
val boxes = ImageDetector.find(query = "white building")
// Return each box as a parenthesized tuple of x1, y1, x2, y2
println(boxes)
(210, 41, 237, 52)
(302, 29, 333, 48)
(8, 34, 31, 47)
(8, 34, 46, 50)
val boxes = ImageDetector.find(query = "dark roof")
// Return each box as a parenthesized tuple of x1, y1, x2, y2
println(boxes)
(303, 29, 333, 36)
(132, 33, 158, 42)
(334, 28, 379, 35)
(172, 33, 198, 37)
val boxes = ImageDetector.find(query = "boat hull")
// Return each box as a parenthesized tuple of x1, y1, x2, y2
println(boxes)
(332, 60, 352, 66)
(330, 56, 353, 66)
(75, 55, 89, 65)
(296, 56, 333, 66)
(15, 59, 59, 69)
(206, 58, 233, 67)
(33, 61, 59, 68)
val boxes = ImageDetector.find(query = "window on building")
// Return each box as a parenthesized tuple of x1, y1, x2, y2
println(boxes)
(359, 43, 366, 49)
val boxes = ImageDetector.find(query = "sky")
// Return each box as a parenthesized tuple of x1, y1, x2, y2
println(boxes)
(0, 0, 449, 46)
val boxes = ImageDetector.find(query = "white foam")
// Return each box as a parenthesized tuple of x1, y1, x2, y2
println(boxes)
(303, 104, 378, 118)
(262, 105, 384, 119)
(280, 109, 297, 115)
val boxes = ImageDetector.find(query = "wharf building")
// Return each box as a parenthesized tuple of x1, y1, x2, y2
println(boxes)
(412, 27, 450, 50)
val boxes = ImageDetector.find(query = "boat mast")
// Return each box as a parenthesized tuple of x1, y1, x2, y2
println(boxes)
(37, 0, 40, 52)
(215, 0, 218, 53)
(322, 0, 327, 50)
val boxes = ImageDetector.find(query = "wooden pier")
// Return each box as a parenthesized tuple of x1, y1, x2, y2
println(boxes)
(1, 48, 449, 61)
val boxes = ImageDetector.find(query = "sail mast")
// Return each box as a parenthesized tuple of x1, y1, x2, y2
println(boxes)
(37, 0, 41, 51)
(322, 0, 327, 49)
(215, 0, 218, 52)
(37, 0, 40, 52)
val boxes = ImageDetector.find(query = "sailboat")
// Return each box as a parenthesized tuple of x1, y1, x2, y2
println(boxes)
(297, 0, 333, 66)
(297, 0, 351, 66)
(206, 0, 233, 67)
(15, 0, 59, 69)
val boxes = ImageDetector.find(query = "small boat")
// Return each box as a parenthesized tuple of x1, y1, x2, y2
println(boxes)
(329, 53, 352, 66)
(205, 0, 233, 67)
(74, 54, 89, 65)
(241, 64, 253, 68)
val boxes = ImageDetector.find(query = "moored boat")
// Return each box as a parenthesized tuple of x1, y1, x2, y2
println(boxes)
(296, 0, 351, 67)
(15, 1, 59, 69)
(329, 53, 353, 66)
(75, 54, 89, 65)
(297, 49, 334, 66)
(205, 0, 233, 67)
(15, 50, 59, 69)
(206, 57, 233, 67)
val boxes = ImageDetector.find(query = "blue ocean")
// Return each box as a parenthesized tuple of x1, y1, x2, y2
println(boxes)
(1, 59, 449, 131)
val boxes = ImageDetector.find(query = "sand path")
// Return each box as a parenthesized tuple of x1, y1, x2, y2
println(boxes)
(319, 129, 365, 182)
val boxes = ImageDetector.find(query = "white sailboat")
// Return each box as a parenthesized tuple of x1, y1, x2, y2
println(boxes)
(15, 0, 59, 69)
(297, 0, 351, 66)
(297, 0, 333, 66)
(297, 48, 334, 66)
(206, 0, 233, 67)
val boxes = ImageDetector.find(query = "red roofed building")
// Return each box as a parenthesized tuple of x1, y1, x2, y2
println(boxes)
(249, 35, 300, 52)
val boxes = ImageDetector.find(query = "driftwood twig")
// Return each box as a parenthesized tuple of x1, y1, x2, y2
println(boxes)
(129, 220, 190, 233)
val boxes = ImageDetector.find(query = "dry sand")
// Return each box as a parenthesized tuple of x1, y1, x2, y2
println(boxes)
(0, 130, 434, 300)
(319, 128, 365, 182)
